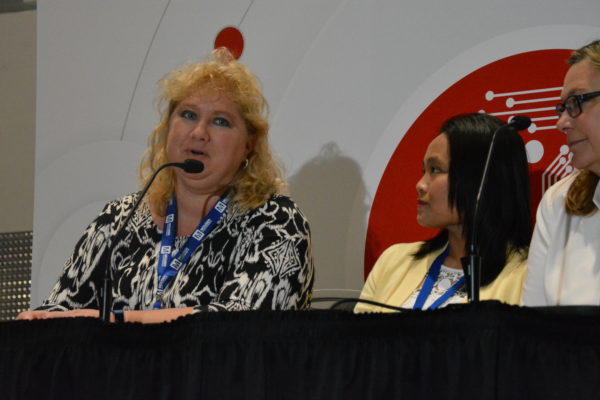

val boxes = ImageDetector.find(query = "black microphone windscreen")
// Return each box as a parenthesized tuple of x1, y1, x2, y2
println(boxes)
(182, 159, 204, 173)
(508, 115, 531, 131)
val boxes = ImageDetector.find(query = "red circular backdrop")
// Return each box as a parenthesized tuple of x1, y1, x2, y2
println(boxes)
(365, 49, 574, 278)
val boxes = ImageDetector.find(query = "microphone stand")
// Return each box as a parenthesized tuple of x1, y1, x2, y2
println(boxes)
(460, 116, 531, 302)
(99, 159, 203, 321)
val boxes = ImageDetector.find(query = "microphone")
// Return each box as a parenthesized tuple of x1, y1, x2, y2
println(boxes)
(507, 115, 532, 131)
(180, 159, 204, 173)
(99, 159, 203, 321)
(310, 297, 407, 312)
(461, 116, 530, 302)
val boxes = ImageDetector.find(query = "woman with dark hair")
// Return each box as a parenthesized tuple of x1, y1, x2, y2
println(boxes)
(522, 40, 600, 306)
(356, 113, 531, 312)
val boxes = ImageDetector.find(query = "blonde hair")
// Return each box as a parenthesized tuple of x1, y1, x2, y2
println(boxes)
(139, 48, 286, 216)
(565, 40, 600, 216)
(566, 170, 599, 216)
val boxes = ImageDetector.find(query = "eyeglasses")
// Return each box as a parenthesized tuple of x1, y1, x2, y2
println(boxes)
(555, 91, 600, 118)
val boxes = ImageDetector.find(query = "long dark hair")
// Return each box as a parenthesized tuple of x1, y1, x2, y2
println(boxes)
(414, 113, 532, 286)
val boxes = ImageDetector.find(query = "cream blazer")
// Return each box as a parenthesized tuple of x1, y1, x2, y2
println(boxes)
(355, 242, 527, 313)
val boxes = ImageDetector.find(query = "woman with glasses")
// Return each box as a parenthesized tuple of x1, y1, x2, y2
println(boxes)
(522, 40, 600, 306)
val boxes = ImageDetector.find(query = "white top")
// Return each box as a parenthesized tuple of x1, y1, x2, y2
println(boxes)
(522, 173, 600, 306)
(403, 265, 467, 309)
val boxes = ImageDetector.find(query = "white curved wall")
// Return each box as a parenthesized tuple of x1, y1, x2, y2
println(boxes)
(34, 0, 600, 306)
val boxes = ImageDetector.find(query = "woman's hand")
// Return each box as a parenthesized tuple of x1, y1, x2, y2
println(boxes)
(16, 309, 100, 320)
(124, 307, 194, 323)
(16, 307, 194, 323)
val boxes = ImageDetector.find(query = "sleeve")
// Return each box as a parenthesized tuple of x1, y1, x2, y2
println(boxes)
(36, 200, 121, 311)
(198, 196, 315, 312)
(353, 258, 382, 313)
(354, 245, 399, 313)
(521, 183, 562, 306)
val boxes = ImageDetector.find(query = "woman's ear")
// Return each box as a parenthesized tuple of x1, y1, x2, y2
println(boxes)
(245, 134, 257, 157)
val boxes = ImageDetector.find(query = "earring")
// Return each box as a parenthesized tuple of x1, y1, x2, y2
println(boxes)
(241, 158, 249, 169)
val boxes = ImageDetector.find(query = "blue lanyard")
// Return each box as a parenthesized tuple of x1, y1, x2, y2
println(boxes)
(154, 192, 229, 309)
(412, 246, 465, 310)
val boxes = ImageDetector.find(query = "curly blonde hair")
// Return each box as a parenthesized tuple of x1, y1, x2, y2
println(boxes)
(565, 40, 600, 216)
(139, 48, 286, 216)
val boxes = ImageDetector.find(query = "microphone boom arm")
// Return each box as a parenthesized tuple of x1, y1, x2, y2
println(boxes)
(461, 116, 531, 302)
(99, 160, 203, 321)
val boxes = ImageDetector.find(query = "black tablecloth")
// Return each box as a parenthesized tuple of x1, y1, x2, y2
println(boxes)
(1, 301, 600, 399)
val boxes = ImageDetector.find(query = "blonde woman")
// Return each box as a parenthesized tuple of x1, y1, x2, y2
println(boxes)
(19, 48, 314, 322)
(522, 40, 600, 305)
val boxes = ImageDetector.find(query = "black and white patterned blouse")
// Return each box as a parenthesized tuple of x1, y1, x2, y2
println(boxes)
(39, 193, 314, 312)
